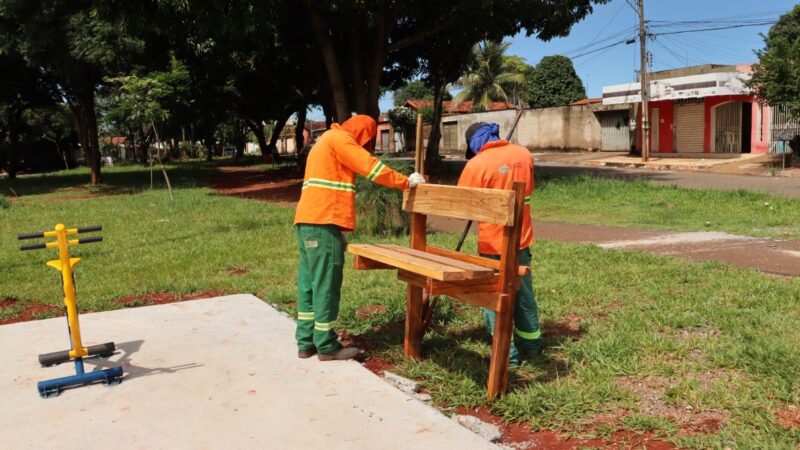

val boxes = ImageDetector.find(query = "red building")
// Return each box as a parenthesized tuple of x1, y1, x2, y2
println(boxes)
(602, 64, 770, 154)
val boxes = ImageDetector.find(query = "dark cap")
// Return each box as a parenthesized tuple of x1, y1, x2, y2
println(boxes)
(465, 122, 487, 146)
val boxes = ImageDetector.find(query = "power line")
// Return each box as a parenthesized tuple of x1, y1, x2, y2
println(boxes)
(651, 21, 777, 37)
(569, 37, 635, 60)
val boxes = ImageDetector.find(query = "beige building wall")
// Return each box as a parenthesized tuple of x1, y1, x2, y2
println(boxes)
(438, 104, 602, 154)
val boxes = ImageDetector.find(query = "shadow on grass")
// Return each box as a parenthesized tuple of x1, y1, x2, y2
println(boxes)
(353, 316, 587, 391)
(0, 161, 225, 197)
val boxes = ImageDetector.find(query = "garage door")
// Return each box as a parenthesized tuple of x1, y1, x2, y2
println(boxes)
(600, 112, 630, 151)
(675, 102, 705, 153)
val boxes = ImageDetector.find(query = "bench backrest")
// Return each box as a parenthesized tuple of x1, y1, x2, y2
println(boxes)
(402, 184, 516, 226)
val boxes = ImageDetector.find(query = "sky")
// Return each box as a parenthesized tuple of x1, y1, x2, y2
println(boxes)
(310, 0, 796, 119)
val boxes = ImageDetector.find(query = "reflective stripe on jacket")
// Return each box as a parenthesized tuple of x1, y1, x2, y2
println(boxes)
(294, 122, 408, 231)
(456, 140, 534, 255)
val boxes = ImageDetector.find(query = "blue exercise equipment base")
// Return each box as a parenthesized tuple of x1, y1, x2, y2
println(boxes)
(37, 356, 123, 398)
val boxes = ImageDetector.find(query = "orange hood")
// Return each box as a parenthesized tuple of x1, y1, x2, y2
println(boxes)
(339, 115, 377, 151)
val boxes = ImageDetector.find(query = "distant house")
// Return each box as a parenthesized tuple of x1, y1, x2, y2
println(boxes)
(602, 64, 774, 155)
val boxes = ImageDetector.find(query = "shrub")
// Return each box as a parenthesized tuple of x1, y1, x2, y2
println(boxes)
(355, 158, 414, 237)
(0, 194, 9, 209)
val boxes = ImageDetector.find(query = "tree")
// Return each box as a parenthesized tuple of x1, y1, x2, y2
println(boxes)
(750, 5, 800, 117)
(0, 0, 169, 184)
(0, 53, 55, 179)
(523, 55, 585, 108)
(387, 106, 417, 151)
(452, 41, 526, 108)
(394, 80, 436, 106)
(303, 0, 607, 122)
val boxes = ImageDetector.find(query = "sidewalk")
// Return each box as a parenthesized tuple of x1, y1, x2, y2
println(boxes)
(1, 295, 495, 449)
(533, 151, 800, 178)
(430, 218, 800, 277)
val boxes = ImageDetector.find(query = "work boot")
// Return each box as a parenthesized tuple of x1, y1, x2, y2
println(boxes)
(318, 346, 362, 361)
(298, 348, 317, 359)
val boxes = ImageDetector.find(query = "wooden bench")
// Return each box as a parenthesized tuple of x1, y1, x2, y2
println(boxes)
(348, 182, 528, 399)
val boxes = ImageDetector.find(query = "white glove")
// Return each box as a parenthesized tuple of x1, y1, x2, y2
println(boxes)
(408, 172, 426, 188)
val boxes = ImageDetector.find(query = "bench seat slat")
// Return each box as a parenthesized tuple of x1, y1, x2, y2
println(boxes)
(347, 243, 494, 281)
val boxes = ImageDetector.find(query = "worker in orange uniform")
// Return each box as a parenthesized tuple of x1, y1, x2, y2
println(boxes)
(293, 115, 425, 361)
(457, 122, 541, 366)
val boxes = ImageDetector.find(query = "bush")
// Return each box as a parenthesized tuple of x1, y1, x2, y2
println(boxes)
(355, 159, 414, 237)
(0, 194, 9, 209)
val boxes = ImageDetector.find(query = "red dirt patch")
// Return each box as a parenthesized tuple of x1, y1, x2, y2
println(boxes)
(0, 298, 62, 325)
(362, 355, 396, 375)
(227, 267, 248, 276)
(542, 314, 585, 340)
(212, 166, 302, 205)
(776, 405, 800, 430)
(618, 372, 730, 435)
(455, 406, 675, 449)
(113, 289, 228, 307)
(355, 304, 388, 319)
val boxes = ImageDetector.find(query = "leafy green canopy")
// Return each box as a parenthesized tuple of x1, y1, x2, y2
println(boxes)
(750, 5, 800, 117)
(524, 55, 586, 108)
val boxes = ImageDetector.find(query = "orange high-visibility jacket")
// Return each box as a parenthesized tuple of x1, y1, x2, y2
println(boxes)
(294, 116, 409, 231)
(457, 140, 533, 255)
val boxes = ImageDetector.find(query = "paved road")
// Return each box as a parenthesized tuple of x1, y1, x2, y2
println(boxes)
(535, 164, 800, 198)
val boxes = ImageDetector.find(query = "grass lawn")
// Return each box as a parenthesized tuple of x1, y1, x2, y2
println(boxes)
(531, 173, 800, 239)
(1, 163, 799, 448)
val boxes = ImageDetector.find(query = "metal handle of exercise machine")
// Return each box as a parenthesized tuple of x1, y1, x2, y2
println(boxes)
(18, 231, 45, 240)
(78, 236, 103, 245)
(20, 243, 47, 251)
(77, 225, 102, 234)
(38, 342, 116, 367)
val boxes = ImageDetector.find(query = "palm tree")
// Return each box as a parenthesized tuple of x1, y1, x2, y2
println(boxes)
(452, 41, 526, 109)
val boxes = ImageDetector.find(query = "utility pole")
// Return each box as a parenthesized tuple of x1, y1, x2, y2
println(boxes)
(638, 0, 650, 162)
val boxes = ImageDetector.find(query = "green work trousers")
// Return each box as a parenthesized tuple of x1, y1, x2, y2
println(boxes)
(295, 224, 345, 354)
(481, 248, 541, 365)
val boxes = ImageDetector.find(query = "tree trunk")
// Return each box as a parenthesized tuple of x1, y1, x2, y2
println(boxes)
(365, 1, 393, 119)
(425, 76, 445, 173)
(69, 105, 90, 172)
(80, 88, 102, 185)
(295, 105, 308, 152)
(248, 120, 269, 156)
(204, 138, 214, 161)
(5, 109, 20, 180)
(306, 0, 350, 122)
(269, 113, 290, 155)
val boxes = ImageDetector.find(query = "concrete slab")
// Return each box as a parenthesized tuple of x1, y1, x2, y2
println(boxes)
(1, 295, 495, 449)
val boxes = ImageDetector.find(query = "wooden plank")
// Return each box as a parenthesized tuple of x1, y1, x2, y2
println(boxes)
(375, 244, 494, 279)
(425, 246, 531, 277)
(405, 283, 424, 360)
(410, 213, 426, 251)
(397, 271, 499, 297)
(348, 244, 473, 281)
(414, 113, 424, 174)
(448, 291, 502, 311)
(403, 184, 515, 226)
(487, 295, 514, 399)
(354, 255, 394, 270)
(498, 182, 526, 295)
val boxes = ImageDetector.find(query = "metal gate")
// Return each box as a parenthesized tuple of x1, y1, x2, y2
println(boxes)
(675, 102, 705, 152)
(599, 111, 630, 151)
(442, 121, 459, 153)
(713, 102, 742, 153)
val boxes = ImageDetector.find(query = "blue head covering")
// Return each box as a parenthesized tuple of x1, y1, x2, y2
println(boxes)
(468, 123, 501, 155)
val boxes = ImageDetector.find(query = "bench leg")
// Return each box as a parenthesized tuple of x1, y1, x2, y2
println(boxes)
(487, 303, 514, 399)
(404, 284, 424, 360)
